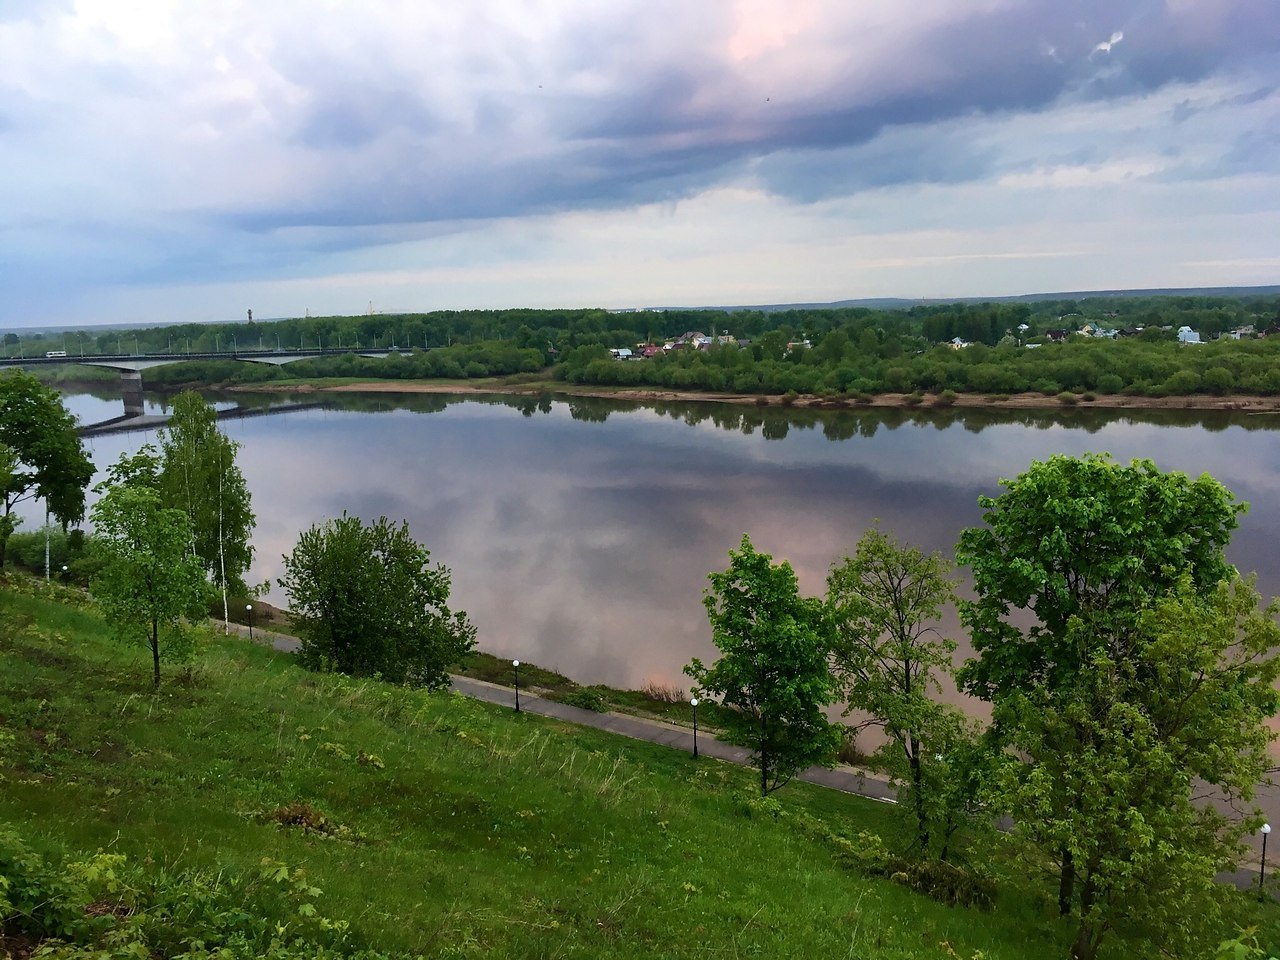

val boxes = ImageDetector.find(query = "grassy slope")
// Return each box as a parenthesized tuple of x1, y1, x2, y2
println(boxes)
(0, 584, 1246, 959)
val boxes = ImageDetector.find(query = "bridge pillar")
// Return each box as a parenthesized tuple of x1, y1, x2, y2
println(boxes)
(120, 370, 145, 416)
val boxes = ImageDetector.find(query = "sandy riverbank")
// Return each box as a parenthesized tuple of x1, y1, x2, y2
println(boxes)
(234, 379, 1280, 413)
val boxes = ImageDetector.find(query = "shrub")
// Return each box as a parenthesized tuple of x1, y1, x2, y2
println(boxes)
(935, 389, 958, 406)
(562, 688, 608, 712)
(1096, 373, 1125, 394)
(1081, 391, 1097, 402)
(905, 392, 924, 407)
(1057, 391, 1079, 406)
(884, 857, 995, 910)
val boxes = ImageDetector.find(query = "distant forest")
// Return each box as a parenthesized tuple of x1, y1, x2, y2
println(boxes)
(9, 292, 1280, 398)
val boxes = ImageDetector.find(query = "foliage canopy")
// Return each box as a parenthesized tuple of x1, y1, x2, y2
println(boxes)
(686, 534, 840, 796)
(279, 513, 475, 688)
(0, 370, 93, 570)
(90, 455, 213, 688)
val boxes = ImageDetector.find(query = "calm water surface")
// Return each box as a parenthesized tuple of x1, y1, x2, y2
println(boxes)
(59, 388, 1280, 694)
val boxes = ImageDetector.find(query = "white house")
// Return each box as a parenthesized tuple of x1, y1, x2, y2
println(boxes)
(1176, 326, 1202, 344)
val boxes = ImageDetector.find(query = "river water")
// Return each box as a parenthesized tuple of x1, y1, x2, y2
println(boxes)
(58, 387, 1280, 693)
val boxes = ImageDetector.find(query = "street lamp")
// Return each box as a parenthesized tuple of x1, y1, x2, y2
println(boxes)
(512, 659, 521, 712)
(60, 564, 68, 585)
(246, 603, 254, 641)
(1262, 823, 1272, 901)
(690, 697, 699, 758)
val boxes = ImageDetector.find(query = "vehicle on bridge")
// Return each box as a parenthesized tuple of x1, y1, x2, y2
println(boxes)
(45, 350, 67, 358)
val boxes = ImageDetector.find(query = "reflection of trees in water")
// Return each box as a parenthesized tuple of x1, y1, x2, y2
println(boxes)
(223, 389, 1280, 438)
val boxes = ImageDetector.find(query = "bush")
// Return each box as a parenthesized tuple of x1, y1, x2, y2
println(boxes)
(1081, 391, 1097, 402)
(0, 827, 390, 958)
(905, 391, 924, 407)
(935, 389, 958, 406)
(1163, 369, 1202, 395)
(1057, 391, 1079, 406)
(883, 857, 995, 910)
(1096, 373, 1125, 394)
(562, 688, 608, 712)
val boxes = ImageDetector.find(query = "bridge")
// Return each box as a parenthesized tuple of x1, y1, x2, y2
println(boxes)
(0, 347, 413, 416)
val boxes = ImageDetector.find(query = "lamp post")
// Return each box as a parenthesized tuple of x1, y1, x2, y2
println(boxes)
(690, 697, 699, 758)
(512, 659, 521, 712)
(60, 564, 68, 585)
(1262, 823, 1272, 901)
(246, 603, 254, 642)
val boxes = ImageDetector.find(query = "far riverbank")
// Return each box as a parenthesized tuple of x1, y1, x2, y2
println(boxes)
(231, 377, 1280, 413)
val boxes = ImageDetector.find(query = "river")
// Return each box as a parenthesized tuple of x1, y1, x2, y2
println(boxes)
(56, 386, 1280, 694)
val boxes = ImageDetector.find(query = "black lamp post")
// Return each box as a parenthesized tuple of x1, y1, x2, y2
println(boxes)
(60, 564, 68, 585)
(690, 696, 699, 758)
(246, 603, 254, 642)
(513, 659, 521, 712)
(1262, 823, 1272, 901)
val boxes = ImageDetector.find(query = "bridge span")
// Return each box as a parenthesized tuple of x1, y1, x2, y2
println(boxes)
(0, 347, 414, 415)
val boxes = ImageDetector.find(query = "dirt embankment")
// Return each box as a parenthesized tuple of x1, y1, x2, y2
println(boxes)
(237, 379, 1280, 413)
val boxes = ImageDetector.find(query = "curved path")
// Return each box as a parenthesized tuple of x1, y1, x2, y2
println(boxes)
(225, 621, 897, 804)
(223, 621, 1266, 892)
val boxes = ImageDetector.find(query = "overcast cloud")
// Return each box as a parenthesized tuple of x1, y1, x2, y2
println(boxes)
(2, 0, 1278, 325)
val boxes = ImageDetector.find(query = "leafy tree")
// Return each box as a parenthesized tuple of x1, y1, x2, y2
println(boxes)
(957, 454, 1245, 926)
(826, 526, 966, 853)
(0, 371, 94, 571)
(157, 392, 255, 625)
(995, 578, 1280, 960)
(685, 534, 840, 796)
(279, 514, 475, 688)
(90, 460, 212, 689)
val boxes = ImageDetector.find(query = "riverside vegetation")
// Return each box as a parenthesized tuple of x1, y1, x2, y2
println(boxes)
(16, 293, 1280, 402)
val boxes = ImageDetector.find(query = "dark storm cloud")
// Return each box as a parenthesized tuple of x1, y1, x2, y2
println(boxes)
(220, 0, 1280, 231)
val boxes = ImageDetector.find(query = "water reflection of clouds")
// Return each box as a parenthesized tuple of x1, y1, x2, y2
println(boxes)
(41, 391, 1280, 695)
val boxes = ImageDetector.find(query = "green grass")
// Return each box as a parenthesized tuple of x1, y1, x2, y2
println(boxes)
(0, 580, 1271, 958)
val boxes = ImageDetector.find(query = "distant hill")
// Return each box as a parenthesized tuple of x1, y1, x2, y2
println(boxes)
(644, 284, 1280, 313)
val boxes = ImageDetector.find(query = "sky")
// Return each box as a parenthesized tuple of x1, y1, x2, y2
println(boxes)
(2, 0, 1279, 328)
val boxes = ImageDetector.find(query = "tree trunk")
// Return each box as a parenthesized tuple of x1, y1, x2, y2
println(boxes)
(218, 451, 228, 633)
(150, 615, 161, 689)
(1069, 877, 1103, 960)
(759, 714, 770, 796)
(909, 738, 929, 852)
(1058, 847, 1075, 916)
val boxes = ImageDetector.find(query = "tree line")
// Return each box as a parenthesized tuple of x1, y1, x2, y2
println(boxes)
(11, 293, 1280, 401)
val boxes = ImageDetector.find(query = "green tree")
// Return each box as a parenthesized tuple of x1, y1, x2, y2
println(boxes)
(826, 526, 963, 853)
(0, 371, 94, 571)
(957, 454, 1245, 929)
(157, 392, 255, 625)
(996, 578, 1280, 960)
(685, 534, 840, 796)
(90, 463, 212, 689)
(279, 514, 475, 688)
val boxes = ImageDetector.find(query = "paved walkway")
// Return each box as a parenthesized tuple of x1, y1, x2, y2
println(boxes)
(220, 620, 897, 804)
(218, 621, 1266, 892)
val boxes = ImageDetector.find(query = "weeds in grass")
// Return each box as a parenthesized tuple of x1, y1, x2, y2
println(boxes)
(638, 680, 685, 704)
